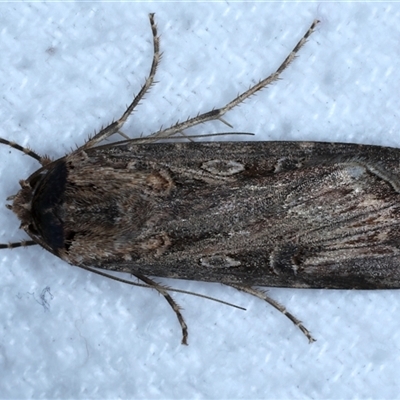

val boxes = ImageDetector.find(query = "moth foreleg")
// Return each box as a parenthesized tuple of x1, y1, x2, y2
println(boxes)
(80, 13, 161, 150)
(0, 239, 37, 249)
(0, 138, 52, 165)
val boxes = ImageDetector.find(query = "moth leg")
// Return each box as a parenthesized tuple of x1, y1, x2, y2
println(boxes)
(79, 13, 161, 150)
(227, 283, 316, 343)
(150, 19, 320, 140)
(0, 240, 37, 249)
(132, 272, 189, 345)
(0, 141, 51, 248)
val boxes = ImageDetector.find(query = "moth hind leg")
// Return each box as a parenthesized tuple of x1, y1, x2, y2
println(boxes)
(132, 272, 189, 345)
(227, 283, 316, 343)
(151, 19, 320, 140)
(80, 13, 161, 150)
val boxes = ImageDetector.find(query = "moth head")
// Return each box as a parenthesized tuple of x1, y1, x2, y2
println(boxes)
(7, 161, 67, 256)
(8, 179, 34, 231)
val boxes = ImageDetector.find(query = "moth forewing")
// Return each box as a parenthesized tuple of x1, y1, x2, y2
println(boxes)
(77, 141, 400, 287)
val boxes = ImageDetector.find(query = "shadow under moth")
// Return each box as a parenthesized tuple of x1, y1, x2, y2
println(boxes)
(2, 15, 397, 345)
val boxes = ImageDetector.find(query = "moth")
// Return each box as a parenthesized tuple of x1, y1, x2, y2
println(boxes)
(2, 14, 397, 345)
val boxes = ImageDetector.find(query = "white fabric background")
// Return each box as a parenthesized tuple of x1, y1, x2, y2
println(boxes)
(0, 2, 399, 399)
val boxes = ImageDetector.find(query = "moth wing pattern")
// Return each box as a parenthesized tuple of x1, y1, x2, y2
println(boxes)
(79, 140, 400, 292)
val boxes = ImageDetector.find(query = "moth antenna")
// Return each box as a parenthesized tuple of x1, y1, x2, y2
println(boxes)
(92, 132, 255, 150)
(80, 265, 245, 309)
(78, 265, 247, 344)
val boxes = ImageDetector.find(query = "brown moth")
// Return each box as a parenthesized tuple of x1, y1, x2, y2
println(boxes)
(2, 15, 397, 345)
